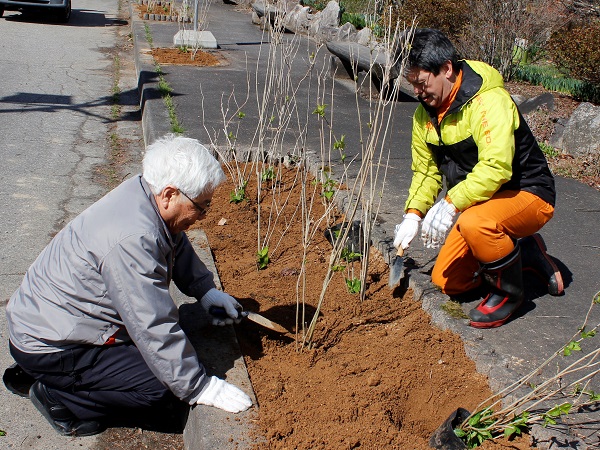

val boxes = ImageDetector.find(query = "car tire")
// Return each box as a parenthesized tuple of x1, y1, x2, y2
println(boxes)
(57, 0, 71, 22)
(0, 6, 5, 17)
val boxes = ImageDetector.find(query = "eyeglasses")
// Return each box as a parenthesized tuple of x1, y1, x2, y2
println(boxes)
(409, 72, 432, 92)
(179, 190, 211, 215)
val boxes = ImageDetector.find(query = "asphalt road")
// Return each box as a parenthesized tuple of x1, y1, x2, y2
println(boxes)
(0, 1, 143, 447)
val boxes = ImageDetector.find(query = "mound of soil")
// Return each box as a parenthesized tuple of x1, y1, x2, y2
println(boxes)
(200, 165, 534, 449)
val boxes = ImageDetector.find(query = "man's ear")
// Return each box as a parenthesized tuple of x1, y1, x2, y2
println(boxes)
(155, 185, 179, 210)
(442, 60, 455, 80)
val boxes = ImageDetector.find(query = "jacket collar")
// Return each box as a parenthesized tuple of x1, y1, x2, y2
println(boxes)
(421, 61, 484, 120)
(139, 175, 178, 246)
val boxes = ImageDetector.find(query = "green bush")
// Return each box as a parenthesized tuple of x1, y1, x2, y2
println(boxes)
(513, 64, 600, 104)
(547, 20, 600, 88)
(340, 11, 366, 29)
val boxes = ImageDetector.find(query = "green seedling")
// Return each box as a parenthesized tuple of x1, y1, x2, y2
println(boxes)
(454, 408, 496, 448)
(261, 166, 275, 182)
(229, 180, 248, 204)
(257, 246, 269, 270)
(331, 264, 345, 272)
(340, 248, 361, 262)
(321, 176, 337, 201)
(237, 111, 246, 118)
(345, 277, 361, 294)
(563, 340, 581, 356)
(334, 135, 346, 162)
(542, 403, 572, 427)
(312, 104, 327, 117)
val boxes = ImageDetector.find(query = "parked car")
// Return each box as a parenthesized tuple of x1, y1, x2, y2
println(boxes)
(0, 0, 71, 22)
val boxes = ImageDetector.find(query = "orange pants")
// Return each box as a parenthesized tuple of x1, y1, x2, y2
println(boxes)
(431, 190, 554, 295)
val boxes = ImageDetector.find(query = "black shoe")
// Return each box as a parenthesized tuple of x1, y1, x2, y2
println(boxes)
(3, 363, 35, 398)
(29, 381, 105, 437)
(519, 233, 564, 296)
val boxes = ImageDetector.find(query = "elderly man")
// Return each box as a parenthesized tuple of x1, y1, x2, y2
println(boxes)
(393, 29, 564, 328)
(7, 134, 252, 436)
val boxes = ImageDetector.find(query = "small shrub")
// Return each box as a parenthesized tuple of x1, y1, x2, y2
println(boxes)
(547, 20, 600, 87)
(340, 12, 366, 29)
(539, 142, 559, 158)
(513, 64, 600, 104)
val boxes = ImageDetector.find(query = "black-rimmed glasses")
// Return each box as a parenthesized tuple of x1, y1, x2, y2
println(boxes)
(179, 190, 211, 215)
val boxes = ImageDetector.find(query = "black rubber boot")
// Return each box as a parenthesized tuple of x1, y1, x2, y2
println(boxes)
(29, 381, 105, 437)
(469, 245, 524, 328)
(519, 233, 564, 296)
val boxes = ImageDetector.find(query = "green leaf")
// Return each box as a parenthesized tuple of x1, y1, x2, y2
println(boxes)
(563, 341, 581, 356)
(333, 135, 346, 151)
(345, 277, 361, 294)
(504, 425, 520, 438)
(312, 104, 327, 117)
(587, 391, 600, 401)
(453, 428, 466, 438)
(237, 111, 246, 118)
(257, 246, 269, 270)
(581, 329, 596, 339)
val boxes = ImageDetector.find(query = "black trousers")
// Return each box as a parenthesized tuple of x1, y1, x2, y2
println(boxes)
(10, 341, 186, 424)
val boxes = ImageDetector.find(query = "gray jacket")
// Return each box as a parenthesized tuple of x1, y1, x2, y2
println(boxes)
(7, 175, 216, 404)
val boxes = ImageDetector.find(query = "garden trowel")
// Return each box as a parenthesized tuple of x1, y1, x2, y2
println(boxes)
(388, 246, 405, 289)
(209, 306, 288, 333)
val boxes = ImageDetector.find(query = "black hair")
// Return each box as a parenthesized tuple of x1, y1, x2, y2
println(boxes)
(400, 28, 460, 76)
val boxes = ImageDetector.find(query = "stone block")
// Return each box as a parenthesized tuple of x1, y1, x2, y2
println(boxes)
(173, 30, 218, 49)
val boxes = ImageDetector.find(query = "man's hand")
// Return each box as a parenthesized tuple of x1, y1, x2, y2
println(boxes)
(200, 288, 243, 326)
(393, 213, 422, 250)
(196, 376, 252, 413)
(421, 199, 457, 248)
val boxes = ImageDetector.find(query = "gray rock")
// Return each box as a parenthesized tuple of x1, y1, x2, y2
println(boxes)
(318, 0, 341, 27)
(309, 0, 340, 35)
(518, 92, 554, 115)
(561, 102, 600, 157)
(284, 5, 311, 33)
(356, 27, 375, 47)
(279, 0, 298, 13)
(336, 21, 357, 42)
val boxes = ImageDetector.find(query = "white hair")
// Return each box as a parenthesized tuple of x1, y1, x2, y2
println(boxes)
(143, 134, 225, 197)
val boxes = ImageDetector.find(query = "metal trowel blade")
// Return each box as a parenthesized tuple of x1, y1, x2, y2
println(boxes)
(388, 246, 405, 289)
(244, 311, 288, 333)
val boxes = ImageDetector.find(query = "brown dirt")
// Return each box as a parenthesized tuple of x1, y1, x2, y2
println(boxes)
(150, 47, 224, 67)
(199, 165, 534, 449)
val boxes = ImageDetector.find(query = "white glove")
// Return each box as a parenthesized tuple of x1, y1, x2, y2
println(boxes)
(196, 376, 253, 413)
(200, 288, 243, 326)
(393, 213, 422, 250)
(421, 199, 457, 248)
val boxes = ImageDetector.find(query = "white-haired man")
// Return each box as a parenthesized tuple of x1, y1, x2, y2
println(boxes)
(7, 134, 252, 436)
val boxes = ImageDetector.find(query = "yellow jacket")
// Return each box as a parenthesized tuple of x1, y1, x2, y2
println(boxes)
(405, 60, 555, 214)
